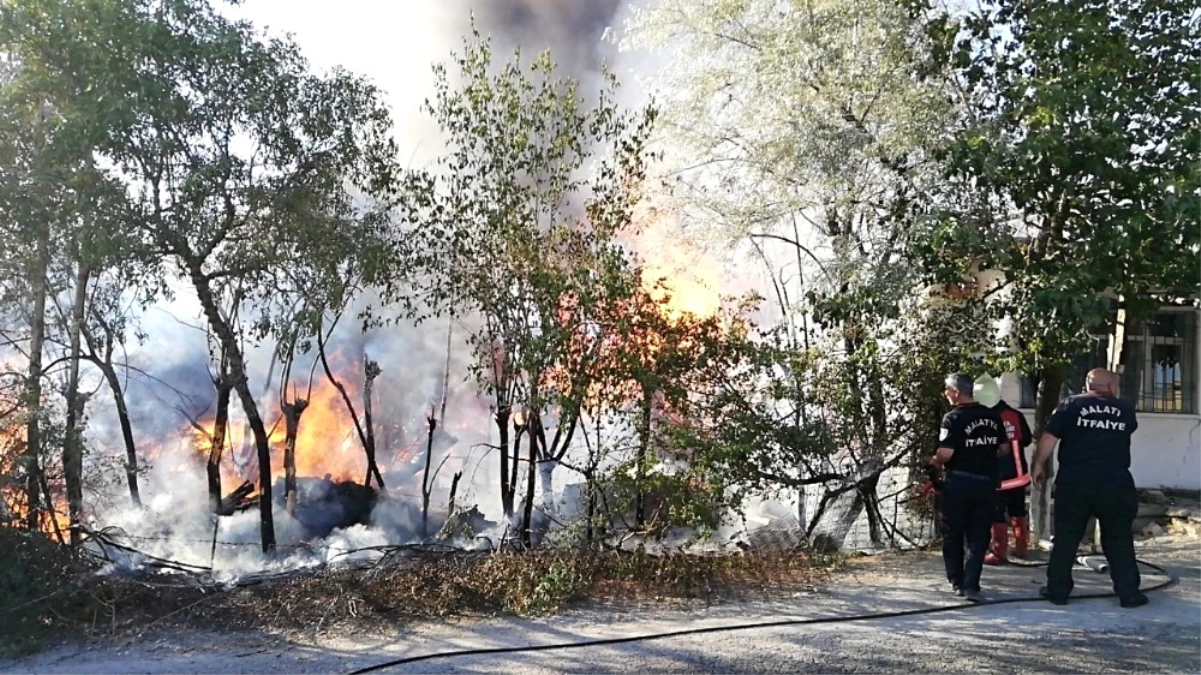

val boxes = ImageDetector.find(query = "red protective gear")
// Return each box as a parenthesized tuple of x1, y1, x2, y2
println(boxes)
(984, 523, 1009, 565)
(1012, 516, 1030, 558)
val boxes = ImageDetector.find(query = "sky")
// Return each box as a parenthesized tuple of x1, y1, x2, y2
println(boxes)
(221, 0, 638, 167)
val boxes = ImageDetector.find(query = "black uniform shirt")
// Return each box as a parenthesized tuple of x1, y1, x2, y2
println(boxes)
(938, 403, 1005, 480)
(1045, 393, 1138, 486)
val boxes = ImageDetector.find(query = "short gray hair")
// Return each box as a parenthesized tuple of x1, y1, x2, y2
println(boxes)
(945, 373, 974, 398)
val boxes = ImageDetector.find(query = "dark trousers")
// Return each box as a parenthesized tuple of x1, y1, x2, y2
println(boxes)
(1046, 480, 1142, 600)
(940, 473, 995, 591)
(993, 487, 1028, 522)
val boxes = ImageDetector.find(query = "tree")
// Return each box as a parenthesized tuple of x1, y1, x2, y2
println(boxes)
(906, 0, 1200, 428)
(393, 29, 656, 537)
(2, 0, 399, 551)
(621, 0, 953, 298)
(620, 0, 964, 510)
(0, 47, 137, 540)
(79, 275, 151, 509)
(276, 328, 312, 516)
(314, 313, 388, 492)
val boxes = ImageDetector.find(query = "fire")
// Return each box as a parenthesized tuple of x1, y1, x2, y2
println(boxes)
(0, 417, 71, 538)
(628, 199, 724, 322)
(189, 371, 369, 489)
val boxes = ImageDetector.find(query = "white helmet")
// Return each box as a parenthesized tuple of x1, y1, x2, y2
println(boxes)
(974, 373, 1001, 408)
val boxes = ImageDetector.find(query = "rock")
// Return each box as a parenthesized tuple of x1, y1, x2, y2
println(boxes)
(1165, 506, 1194, 518)
(1141, 522, 1166, 537)
(1138, 503, 1168, 518)
(742, 513, 804, 551)
(1140, 489, 1168, 505)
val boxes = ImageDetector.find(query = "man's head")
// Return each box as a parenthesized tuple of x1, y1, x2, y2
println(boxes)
(1084, 368, 1118, 396)
(944, 373, 975, 405)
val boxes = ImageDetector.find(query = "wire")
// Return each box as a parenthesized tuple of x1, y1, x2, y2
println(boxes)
(347, 558, 1177, 674)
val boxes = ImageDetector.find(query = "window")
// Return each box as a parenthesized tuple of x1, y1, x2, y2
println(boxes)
(1020, 308, 1199, 414)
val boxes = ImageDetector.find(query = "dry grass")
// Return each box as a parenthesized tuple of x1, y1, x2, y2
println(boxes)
(1, 531, 836, 655)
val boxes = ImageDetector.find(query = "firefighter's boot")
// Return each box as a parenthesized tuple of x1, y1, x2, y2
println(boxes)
(1012, 516, 1030, 558)
(984, 523, 1009, 565)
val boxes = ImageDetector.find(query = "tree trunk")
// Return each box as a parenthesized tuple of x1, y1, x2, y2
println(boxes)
(317, 329, 384, 493)
(96, 360, 141, 507)
(421, 410, 437, 538)
(537, 461, 555, 515)
(585, 477, 597, 546)
(496, 406, 513, 517)
(281, 398, 308, 515)
(23, 227, 49, 532)
(447, 471, 462, 517)
(207, 375, 232, 514)
(186, 262, 276, 553)
(62, 262, 91, 545)
(521, 417, 539, 548)
(634, 388, 653, 529)
(362, 357, 385, 490)
(1030, 366, 1066, 543)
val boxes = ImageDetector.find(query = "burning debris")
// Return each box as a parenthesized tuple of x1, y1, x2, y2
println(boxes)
(217, 481, 256, 515)
(216, 477, 377, 541)
(277, 477, 377, 540)
(437, 505, 499, 543)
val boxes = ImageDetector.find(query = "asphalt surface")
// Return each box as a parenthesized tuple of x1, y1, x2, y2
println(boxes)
(4, 534, 1198, 674)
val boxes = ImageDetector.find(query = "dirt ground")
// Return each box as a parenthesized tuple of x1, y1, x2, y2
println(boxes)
(3, 534, 1198, 674)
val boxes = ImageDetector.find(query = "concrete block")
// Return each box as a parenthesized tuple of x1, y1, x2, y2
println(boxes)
(1138, 503, 1169, 518)
(1140, 489, 1168, 505)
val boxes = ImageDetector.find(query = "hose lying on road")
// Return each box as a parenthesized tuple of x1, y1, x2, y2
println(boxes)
(347, 557, 1176, 674)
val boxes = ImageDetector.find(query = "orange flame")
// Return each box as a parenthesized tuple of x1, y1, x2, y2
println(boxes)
(628, 198, 724, 323)
(536, 195, 737, 418)
(0, 417, 71, 538)
(188, 370, 371, 490)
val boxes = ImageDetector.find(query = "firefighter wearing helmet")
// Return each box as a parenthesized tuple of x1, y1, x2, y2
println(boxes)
(973, 374, 1033, 564)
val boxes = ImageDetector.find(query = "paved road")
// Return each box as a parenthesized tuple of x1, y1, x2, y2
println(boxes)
(5, 535, 1198, 673)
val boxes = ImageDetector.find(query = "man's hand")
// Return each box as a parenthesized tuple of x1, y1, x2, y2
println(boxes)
(1032, 461, 1048, 488)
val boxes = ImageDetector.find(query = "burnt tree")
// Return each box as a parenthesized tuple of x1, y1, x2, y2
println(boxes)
(362, 357, 384, 489)
(280, 396, 308, 515)
(316, 318, 388, 492)
(420, 409, 437, 538)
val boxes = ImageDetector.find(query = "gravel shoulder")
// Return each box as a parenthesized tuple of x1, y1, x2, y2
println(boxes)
(5, 534, 1198, 674)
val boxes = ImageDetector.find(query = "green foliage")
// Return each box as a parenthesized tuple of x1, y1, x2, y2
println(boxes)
(393, 27, 657, 425)
(599, 456, 727, 536)
(0, 529, 90, 656)
(1, 0, 399, 344)
(907, 0, 1201, 373)
(622, 0, 953, 253)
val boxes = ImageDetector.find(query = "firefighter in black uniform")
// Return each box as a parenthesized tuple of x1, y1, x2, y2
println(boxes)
(1032, 368, 1149, 608)
(931, 373, 1010, 602)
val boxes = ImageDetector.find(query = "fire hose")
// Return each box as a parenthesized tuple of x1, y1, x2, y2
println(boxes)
(347, 473, 1176, 675)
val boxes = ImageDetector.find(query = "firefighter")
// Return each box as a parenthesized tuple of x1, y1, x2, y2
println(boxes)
(973, 375, 1033, 564)
(931, 373, 1010, 602)
(1031, 368, 1149, 608)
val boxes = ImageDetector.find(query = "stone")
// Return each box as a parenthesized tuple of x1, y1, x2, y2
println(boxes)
(1140, 489, 1168, 505)
(1138, 503, 1168, 518)
(1166, 506, 1193, 518)
(1140, 522, 1165, 537)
